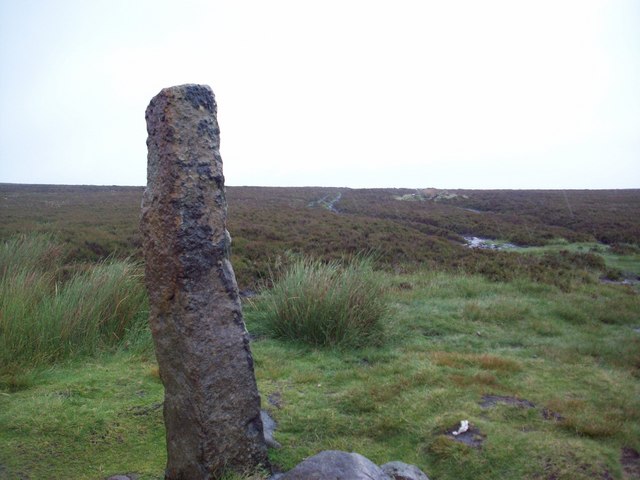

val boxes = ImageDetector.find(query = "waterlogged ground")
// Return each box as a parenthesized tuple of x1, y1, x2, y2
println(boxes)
(1, 270, 639, 480)
(463, 237, 640, 282)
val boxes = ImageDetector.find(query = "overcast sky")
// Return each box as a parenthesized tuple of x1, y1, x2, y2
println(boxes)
(1, 0, 638, 189)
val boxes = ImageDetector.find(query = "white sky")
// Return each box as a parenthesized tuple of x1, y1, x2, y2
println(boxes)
(0, 0, 639, 189)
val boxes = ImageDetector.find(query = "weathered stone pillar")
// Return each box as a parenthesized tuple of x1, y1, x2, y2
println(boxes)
(141, 84, 269, 479)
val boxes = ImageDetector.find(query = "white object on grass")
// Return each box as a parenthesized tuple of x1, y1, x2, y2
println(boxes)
(452, 420, 469, 436)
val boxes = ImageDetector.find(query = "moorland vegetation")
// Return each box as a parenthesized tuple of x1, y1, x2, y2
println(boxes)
(0, 184, 639, 479)
(2, 184, 638, 287)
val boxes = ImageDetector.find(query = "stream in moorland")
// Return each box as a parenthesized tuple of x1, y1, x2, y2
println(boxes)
(463, 236, 516, 250)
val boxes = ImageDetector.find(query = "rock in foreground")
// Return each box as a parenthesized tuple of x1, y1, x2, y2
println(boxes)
(381, 461, 431, 480)
(277, 450, 429, 480)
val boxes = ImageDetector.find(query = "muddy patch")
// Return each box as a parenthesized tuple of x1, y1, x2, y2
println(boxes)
(540, 458, 613, 480)
(445, 422, 485, 448)
(621, 447, 640, 479)
(480, 394, 536, 409)
(480, 394, 565, 422)
(541, 408, 565, 422)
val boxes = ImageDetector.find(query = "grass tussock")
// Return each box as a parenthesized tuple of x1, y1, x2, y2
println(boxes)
(0, 235, 148, 377)
(256, 255, 388, 348)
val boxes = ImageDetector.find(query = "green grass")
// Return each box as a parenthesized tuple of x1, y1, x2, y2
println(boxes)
(0, 235, 149, 383)
(253, 255, 388, 348)
(257, 273, 639, 480)
(0, 352, 165, 479)
(508, 241, 640, 280)
(1, 267, 639, 479)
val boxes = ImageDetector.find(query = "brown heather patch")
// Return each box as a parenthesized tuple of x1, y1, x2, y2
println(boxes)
(352, 368, 435, 405)
(368, 383, 401, 403)
(546, 397, 625, 439)
(3, 185, 638, 289)
(430, 351, 522, 372)
(430, 351, 461, 368)
(563, 416, 622, 439)
(476, 354, 522, 371)
(546, 397, 586, 414)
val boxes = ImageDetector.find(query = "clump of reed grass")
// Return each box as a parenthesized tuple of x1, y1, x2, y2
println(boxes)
(0, 235, 148, 374)
(257, 255, 388, 348)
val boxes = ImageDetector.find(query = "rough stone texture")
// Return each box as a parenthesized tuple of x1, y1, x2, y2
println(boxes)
(381, 461, 430, 480)
(261, 410, 282, 449)
(280, 450, 391, 480)
(141, 84, 268, 479)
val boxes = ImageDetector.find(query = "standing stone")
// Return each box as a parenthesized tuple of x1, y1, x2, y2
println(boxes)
(141, 84, 269, 479)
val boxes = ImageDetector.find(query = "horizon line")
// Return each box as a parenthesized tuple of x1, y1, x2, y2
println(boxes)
(1, 182, 639, 192)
